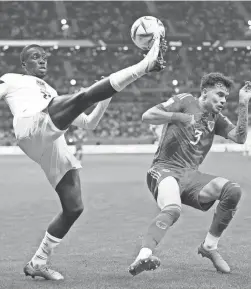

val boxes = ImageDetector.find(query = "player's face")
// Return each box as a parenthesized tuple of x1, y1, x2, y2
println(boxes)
(203, 85, 229, 114)
(23, 47, 48, 79)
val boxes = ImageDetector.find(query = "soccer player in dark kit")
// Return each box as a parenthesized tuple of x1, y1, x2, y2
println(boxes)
(129, 72, 251, 276)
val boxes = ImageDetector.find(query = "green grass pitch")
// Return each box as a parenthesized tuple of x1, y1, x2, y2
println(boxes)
(0, 152, 251, 289)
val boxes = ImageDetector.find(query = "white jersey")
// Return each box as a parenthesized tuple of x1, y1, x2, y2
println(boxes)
(0, 73, 57, 117)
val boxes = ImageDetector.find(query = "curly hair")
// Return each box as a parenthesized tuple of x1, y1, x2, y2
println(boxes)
(200, 72, 234, 91)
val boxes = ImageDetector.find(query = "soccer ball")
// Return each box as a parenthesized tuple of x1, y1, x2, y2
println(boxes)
(131, 16, 165, 51)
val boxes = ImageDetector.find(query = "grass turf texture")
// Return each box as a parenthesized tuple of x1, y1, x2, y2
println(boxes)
(0, 152, 251, 289)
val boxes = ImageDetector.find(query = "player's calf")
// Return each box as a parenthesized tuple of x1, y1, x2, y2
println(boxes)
(142, 204, 181, 250)
(63, 204, 84, 225)
(27, 170, 83, 279)
(208, 181, 242, 239)
(129, 204, 181, 276)
(47, 169, 84, 238)
(198, 182, 241, 274)
(47, 203, 84, 239)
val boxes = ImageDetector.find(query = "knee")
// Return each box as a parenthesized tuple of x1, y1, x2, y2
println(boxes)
(162, 204, 181, 225)
(74, 203, 84, 216)
(64, 203, 84, 219)
(220, 182, 242, 209)
(233, 185, 242, 201)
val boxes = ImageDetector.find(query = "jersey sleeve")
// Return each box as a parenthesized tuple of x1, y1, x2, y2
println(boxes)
(0, 74, 10, 84)
(0, 74, 12, 91)
(156, 93, 193, 113)
(51, 87, 58, 97)
(215, 113, 235, 139)
(0, 75, 9, 98)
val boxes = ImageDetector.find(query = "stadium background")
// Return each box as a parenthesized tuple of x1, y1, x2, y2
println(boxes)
(1, 0, 251, 147)
(1, 2, 251, 289)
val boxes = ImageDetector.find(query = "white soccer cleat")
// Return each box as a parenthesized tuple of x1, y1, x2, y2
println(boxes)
(128, 255, 161, 276)
(24, 261, 64, 281)
(142, 36, 166, 73)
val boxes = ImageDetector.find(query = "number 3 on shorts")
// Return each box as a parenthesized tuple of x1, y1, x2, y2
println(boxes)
(190, 129, 202, 145)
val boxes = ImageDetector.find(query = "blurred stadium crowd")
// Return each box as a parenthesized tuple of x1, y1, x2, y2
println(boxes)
(0, 1, 251, 145)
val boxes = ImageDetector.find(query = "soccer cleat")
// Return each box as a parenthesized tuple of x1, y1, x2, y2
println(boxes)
(128, 255, 161, 276)
(23, 261, 64, 280)
(143, 36, 166, 73)
(198, 243, 230, 274)
(160, 37, 168, 55)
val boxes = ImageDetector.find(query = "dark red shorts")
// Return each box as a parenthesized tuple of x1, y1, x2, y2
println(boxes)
(146, 164, 217, 211)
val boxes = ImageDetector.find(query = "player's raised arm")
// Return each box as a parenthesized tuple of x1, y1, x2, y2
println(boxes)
(142, 93, 195, 126)
(224, 82, 251, 144)
(72, 97, 112, 130)
(0, 80, 8, 99)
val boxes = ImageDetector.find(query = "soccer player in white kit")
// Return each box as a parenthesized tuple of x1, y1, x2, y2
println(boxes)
(0, 38, 166, 281)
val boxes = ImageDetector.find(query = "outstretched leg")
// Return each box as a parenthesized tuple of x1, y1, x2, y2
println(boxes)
(48, 36, 166, 130)
(24, 169, 83, 280)
(129, 175, 181, 276)
(198, 177, 242, 273)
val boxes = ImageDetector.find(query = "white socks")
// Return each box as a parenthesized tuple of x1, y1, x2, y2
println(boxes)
(109, 36, 160, 92)
(203, 232, 220, 250)
(136, 247, 152, 261)
(109, 62, 147, 92)
(31, 231, 62, 266)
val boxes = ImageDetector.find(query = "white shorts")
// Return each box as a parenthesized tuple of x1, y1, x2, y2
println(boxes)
(13, 111, 82, 188)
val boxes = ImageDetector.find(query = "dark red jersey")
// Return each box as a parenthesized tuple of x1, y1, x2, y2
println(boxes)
(152, 93, 235, 169)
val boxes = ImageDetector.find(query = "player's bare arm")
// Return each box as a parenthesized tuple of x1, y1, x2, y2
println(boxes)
(72, 97, 112, 130)
(0, 80, 8, 99)
(142, 103, 195, 126)
(227, 82, 251, 144)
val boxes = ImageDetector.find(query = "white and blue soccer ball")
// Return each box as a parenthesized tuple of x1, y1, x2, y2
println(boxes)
(131, 16, 165, 51)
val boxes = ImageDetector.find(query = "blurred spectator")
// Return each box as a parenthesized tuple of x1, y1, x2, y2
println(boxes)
(0, 1, 250, 144)
(0, 1, 247, 41)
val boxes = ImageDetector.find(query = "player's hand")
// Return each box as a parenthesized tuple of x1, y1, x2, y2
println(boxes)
(239, 81, 251, 102)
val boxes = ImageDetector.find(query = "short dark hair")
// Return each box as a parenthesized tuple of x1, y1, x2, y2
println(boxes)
(20, 44, 43, 63)
(200, 72, 234, 91)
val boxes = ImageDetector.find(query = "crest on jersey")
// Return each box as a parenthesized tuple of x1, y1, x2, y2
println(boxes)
(36, 79, 46, 89)
(207, 121, 215, 132)
(36, 79, 51, 99)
